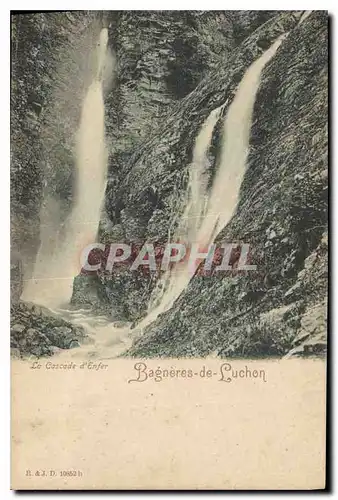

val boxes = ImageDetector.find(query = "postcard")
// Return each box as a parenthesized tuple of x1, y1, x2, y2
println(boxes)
(11, 10, 328, 490)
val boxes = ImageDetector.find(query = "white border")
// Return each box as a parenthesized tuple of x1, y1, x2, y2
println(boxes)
(5, 2, 336, 11)
(2, 3, 336, 498)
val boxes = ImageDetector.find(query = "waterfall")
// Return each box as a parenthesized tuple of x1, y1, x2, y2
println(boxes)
(179, 104, 226, 240)
(299, 11, 312, 25)
(147, 103, 224, 313)
(21, 28, 110, 308)
(138, 35, 286, 330)
(199, 36, 286, 246)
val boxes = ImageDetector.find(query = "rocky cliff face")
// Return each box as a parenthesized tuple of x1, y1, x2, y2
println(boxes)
(11, 11, 328, 359)
(124, 11, 328, 357)
(11, 12, 97, 297)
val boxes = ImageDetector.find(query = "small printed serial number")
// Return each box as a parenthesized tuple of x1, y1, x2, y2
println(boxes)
(60, 470, 83, 477)
(25, 469, 83, 478)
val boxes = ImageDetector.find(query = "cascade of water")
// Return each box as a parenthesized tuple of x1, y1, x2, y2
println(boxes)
(137, 35, 286, 330)
(299, 11, 312, 25)
(147, 104, 224, 313)
(21, 28, 110, 308)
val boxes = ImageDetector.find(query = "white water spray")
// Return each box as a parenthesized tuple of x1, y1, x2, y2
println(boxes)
(299, 11, 312, 25)
(21, 28, 110, 307)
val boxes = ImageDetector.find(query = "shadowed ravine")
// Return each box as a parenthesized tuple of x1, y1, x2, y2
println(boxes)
(22, 31, 287, 360)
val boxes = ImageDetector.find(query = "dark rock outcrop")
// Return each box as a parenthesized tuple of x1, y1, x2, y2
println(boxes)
(11, 302, 89, 358)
